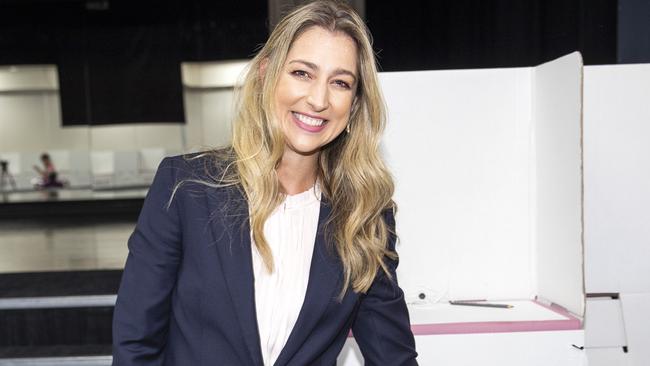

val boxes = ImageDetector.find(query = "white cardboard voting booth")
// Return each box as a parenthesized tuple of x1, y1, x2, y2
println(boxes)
(583, 63, 650, 296)
(582, 63, 650, 366)
(339, 52, 586, 365)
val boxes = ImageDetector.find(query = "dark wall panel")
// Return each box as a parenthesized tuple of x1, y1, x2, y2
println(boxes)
(618, 0, 650, 63)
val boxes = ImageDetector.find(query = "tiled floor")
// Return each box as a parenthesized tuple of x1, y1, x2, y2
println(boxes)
(0, 219, 133, 273)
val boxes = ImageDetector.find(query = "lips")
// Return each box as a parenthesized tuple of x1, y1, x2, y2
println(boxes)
(291, 112, 328, 132)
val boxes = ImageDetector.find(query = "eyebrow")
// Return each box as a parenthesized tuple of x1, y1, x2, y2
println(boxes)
(288, 59, 357, 82)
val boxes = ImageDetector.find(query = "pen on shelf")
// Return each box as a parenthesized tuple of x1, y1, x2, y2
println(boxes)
(449, 301, 514, 309)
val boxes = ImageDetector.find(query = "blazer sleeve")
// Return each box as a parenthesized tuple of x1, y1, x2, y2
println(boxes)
(112, 157, 182, 365)
(351, 208, 419, 366)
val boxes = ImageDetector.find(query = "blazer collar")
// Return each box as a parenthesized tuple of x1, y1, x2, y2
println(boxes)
(206, 185, 343, 366)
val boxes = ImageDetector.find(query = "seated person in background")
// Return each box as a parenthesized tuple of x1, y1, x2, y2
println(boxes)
(32, 153, 64, 188)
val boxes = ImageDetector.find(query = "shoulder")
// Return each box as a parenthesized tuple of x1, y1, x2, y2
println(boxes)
(153, 150, 240, 206)
(161, 150, 233, 183)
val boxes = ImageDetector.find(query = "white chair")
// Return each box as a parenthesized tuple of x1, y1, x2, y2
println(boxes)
(113, 151, 140, 188)
(67, 150, 92, 188)
(138, 148, 167, 185)
(90, 151, 115, 189)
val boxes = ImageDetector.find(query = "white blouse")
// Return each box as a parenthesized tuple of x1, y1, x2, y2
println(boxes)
(251, 184, 322, 366)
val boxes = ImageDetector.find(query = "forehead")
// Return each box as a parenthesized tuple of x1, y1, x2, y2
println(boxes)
(286, 26, 358, 72)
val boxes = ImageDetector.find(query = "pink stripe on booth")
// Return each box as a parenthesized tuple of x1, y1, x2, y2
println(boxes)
(349, 300, 582, 337)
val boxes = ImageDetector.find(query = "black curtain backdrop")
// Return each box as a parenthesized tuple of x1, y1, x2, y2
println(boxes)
(0, 0, 268, 126)
(0, 0, 622, 124)
(56, 2, 186, 125)
(366, 0, 618, 71)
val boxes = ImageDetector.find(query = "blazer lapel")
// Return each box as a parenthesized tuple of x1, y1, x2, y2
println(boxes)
(273, 198, 343, 366)
(206, 186, 263, 366)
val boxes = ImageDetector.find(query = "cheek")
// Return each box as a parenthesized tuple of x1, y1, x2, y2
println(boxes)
(275, 77, 304, 107)
(273, 84, 290, 109)
(333, 94, 355, 119)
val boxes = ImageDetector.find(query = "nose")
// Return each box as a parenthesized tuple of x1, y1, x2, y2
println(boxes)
(306, 80, 329, 112)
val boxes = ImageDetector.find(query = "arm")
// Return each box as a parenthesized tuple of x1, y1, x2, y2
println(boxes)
(351, 208, 418, 366)
(112, 157, 182, 365)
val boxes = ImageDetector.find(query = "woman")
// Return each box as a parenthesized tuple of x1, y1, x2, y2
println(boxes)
(32, 153, 63, 188)
(112, 1, 417, 365)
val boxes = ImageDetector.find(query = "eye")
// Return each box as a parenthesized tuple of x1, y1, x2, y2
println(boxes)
(291, 70, 310, 79)
(333, 79, 351, 89)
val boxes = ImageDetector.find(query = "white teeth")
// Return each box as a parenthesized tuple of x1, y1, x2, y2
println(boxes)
(293, 112, 325, 126)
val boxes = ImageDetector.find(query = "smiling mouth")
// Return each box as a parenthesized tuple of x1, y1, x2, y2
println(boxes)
(292, 112, 327, 127)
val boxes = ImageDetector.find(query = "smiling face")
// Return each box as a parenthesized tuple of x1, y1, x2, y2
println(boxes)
(273, 26, 359, 160)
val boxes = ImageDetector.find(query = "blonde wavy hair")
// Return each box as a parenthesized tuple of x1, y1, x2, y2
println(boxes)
(202, 0, 396, 297)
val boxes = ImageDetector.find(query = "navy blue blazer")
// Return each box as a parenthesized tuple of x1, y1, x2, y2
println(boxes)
(112, 155, 418, 365)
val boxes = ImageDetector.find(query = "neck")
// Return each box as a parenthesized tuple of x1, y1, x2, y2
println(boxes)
(276, 149, 319, 195)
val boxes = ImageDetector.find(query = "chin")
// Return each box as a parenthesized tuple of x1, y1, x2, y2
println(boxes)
(289, 145, 322, 156)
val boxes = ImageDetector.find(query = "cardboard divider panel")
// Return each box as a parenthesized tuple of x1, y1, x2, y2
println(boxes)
(380, 67, 534, 302)
(533, 52, 585, 317)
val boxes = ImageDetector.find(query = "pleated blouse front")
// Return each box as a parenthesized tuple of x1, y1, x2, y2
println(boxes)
(251, 184, 322, 366)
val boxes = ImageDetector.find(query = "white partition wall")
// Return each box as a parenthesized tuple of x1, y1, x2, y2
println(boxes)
(583, 63, 650, 366)
(181, 60, 246, 151)
(339, 52, 586, 366)
(533, 54, 585, 317)
(379, 53, 584, 311)
(379, 67, 533, 301)
(583, 64, 650, 295)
